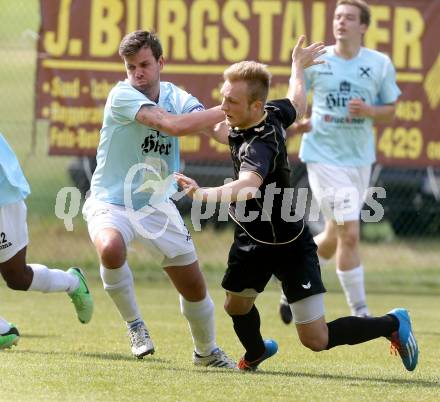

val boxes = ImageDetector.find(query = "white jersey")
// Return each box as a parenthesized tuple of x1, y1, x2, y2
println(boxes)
(90, 80, 203, 210)
(0, 133, 30, 206)
(299, 46, 401, 166)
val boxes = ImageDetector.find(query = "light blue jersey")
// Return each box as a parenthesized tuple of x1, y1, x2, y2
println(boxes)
(299, 46, 401, 166)
(0, 133, 30, 206)
(91, 80, 203, 210)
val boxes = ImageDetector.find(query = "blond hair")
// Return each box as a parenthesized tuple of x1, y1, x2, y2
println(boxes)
(223, 61, 271, 104)
(336, 0, 371, 26)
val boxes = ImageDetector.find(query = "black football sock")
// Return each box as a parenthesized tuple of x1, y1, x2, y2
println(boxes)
(230, 305, 265, 361)
(326, 314, 399, 349)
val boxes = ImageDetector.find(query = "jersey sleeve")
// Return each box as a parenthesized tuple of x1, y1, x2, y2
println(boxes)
(377, 56, 401, 104)
(267, 99, 297, 129)
(239, 138, 276, 180)
(179, 91, 205, 114)
(110, 84, 155, 123)
(182, 94, 205, 113)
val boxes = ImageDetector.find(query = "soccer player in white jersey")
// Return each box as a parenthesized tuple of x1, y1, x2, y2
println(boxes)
(0, 133, 93, 350)
(279, 0, 401, 322)
(82, 30, 235, 367)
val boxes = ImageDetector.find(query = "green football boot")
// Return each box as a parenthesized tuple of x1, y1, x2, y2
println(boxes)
(67, 268, 94, 324)
(0, 324, 20, 350)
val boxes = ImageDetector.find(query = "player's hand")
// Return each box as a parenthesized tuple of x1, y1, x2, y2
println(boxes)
(174, 172, 200, 199)
(348, 98, 372, 117)
(292, 35, 326, 69)
(293, 118, 312, 134)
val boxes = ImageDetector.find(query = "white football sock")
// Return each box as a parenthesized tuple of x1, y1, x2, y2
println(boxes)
(336, 265, 369, 316)
(0, 317, 11, 333)
(28, 263, 79, 293)
(180, 294, 216, 356)
(100, 262, 141, 323)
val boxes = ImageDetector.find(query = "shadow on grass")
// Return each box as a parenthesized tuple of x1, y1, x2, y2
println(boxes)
(202, 368, 440, 388)
(12, 349, 170, 363)
(21, 333, 55, 339)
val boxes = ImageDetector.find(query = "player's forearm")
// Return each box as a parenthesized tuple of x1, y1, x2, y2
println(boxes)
(367, 104, 396, 123)
(169, 106, 225, 136)
(193, 179, 260, 203)
(287, 64, 307, 120)
(137, 106, 225, 137)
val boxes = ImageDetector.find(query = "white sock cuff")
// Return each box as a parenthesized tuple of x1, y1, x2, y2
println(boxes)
(0, 317, 11, 333)
(179, 294, 214, 320)
(100, 262, 133, 291)
(336, 265, 364, 281)
(28, 264, 51, 292)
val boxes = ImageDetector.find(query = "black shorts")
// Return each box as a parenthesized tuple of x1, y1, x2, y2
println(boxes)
(222, 225, 326, 303)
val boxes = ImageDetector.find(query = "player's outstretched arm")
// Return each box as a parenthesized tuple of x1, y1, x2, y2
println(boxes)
(174, 171, 262, 203)
(135, 105, 225, 137)
(287, 35, 325, 120)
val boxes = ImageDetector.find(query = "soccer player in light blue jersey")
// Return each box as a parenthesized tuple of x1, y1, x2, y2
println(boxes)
(279, 0, 401, 322)
(0, 133, 93, 350)
(82, 30, 235, 367)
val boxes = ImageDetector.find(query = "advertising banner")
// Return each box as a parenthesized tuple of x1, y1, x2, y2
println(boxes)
(36, 0, 440, 166)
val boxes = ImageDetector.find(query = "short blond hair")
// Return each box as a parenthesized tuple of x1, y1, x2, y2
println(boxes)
(223, 61, 271, 104)
(336, 0, 371, 26)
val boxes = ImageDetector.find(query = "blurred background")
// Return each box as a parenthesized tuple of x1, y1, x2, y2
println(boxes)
(1, 0, 439, 295)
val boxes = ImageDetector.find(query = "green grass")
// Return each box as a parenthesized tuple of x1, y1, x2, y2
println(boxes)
(25, 216, 440, 296)
(0, 279, 439, 402)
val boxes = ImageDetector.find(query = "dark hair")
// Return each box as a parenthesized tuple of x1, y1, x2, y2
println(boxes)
(119, 30, 163, 60)
(336, 0, 371, 26)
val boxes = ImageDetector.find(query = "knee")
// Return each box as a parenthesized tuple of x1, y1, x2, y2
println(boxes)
(95, 232, 126, 268)
(338, 229, 359, 249)
(181, 281, 206, 302)
(1, 269, 28, 291)
(224, 299, 252, 316)
(299, 332, 328, 352)
(223, 300, 234, 316)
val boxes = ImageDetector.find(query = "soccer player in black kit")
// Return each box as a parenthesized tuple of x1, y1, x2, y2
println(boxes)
(175, 36, 418, 372)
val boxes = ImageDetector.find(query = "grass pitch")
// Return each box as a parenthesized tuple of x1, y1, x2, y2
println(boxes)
(0, 278, 439, 402)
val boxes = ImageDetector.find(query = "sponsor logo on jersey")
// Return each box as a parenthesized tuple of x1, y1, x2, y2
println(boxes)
(142, 130, 172, 156)
(318, 63, 333, 75)
(323, 115, 365, 124)
(325, 81, 365, 115)
(358, 66, 372, 79)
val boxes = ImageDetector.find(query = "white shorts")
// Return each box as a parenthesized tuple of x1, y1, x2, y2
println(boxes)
(307, 163, 371, 223)
(82, 198, 197, 267)
(0, 200, 28, 263)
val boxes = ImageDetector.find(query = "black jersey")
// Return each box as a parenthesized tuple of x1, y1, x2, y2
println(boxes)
(228, 98, 305, 244)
